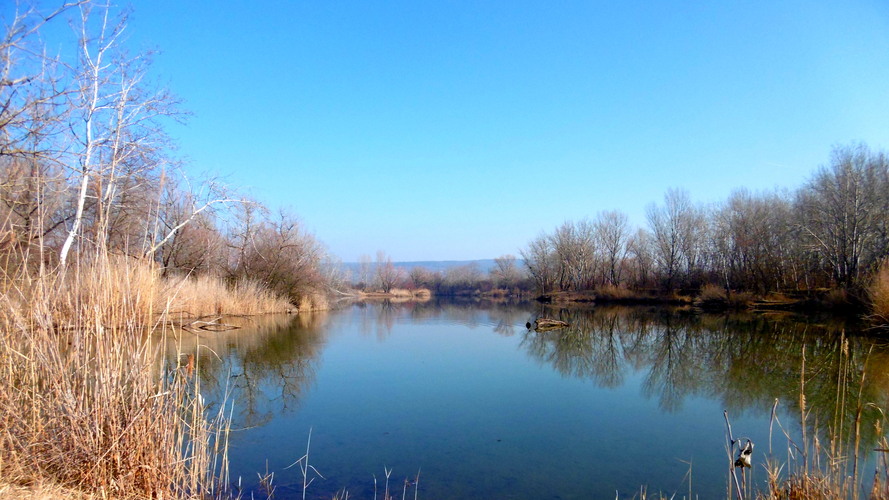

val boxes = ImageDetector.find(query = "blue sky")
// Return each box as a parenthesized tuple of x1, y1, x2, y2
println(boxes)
(66, 1, 889, 260)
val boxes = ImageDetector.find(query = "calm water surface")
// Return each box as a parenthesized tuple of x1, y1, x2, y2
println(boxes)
(172, 300, 889, 499)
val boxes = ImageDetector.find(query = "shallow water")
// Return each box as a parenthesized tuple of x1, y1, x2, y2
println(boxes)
(171, 300, 889, 499)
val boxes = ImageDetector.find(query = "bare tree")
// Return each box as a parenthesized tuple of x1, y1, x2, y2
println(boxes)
(549, 219, 598, 291)
(375, 250, 401, 293)
(595, 210, 630, 286)
(224, 197, 267, 278)
(710, 188, 795, 292)
(442, 263, 483, 293)
(60, 3, 182, 266)
(796, 144, 889, 288)
(0, 2, 81, 160)
(521, 232, 556, 293)
(626, 228, 655, 288)
(647, 188, 701, 289)
(239, 208, 325, 303)
(491, 254, 522, 289)
(408, 265, 437, 289)
(152, 174, 231, 275)
(357, 254, 372, 289)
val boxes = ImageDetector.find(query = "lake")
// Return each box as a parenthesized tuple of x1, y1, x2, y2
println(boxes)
(168, 299, 889, 499)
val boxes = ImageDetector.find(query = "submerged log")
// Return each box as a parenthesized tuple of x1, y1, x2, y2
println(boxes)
(532, 318, 569, 331)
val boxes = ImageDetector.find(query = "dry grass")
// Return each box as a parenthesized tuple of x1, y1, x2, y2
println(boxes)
(297, 290, 330, 312)
(358, 288, 432, 302)
(0, 254, 233, 499)
(869, 260, 889, 325)
(594, 284, 636, 300)
(0, 481, 97, 499)
(163, 273, 293, 318)
(699, 283, 728, 302)
(754, 339, 889, 500)
(1, 255, 294, 329)
(698, 284, 753, 309)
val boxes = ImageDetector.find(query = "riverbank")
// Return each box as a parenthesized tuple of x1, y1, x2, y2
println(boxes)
(535, 285, 869, 316)
(0, 254, 323, 499)
(357, 287, 432, 301)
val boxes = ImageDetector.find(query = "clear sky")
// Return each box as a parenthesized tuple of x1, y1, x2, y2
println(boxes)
(74, 1, 889, 261)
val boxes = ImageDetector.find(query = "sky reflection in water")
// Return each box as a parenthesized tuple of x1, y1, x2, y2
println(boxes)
(175, 301, 889, 499)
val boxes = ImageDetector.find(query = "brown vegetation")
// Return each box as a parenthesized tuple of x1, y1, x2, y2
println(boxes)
(359, 287, 432, 303)
(522, 144, 889, 320)
(869, 260, 889, 326)
(756, 343, 889, 500)
(0, 256, 229, 498)
(0, 2, 333, 497)
(697, 284, 753, 310)
(0, 2, 333, 314)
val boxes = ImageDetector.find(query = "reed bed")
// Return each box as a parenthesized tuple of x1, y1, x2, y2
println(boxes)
(726, 338, 889, 500)
(162, 273, 293, 319)
(0, 253, 237, 498)
(869, 260, 889, 326)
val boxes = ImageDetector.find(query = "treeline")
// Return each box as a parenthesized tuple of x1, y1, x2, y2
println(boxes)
(522, 144, 889, 308)
(407, 255, 534, 296)
(0, 2, 333, 308)
(351, 252, 534, 296)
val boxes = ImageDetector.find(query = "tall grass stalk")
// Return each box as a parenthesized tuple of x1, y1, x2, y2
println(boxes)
(284, 428, 324, 500)
(0, 251, 235, 498)
(761, 340, 885, 499)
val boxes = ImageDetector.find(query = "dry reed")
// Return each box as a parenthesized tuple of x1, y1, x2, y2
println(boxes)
(162, 273, 293, 318)
(869, 260, 889, 326)
(757, 340, 888, 500)
(594, 284, 636, 300)
(0, 253, 237, 498)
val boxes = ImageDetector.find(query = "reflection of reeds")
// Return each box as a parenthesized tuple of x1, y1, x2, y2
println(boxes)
(756, 337, 889, 499)
(167, 312, 328, 428)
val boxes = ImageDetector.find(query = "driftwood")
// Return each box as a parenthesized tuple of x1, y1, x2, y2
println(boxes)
(180, 316, 242, 333)
(529, 318, 569, 331)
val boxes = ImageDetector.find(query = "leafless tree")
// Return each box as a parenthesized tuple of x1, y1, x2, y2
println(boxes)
(647, 188, 702, 289)
(223, 197, 267, 278)
(796, 144, 889, 288)
(375, 250, 402, 293)
(710, 189, 795, 292)
(521, 232, 556, 293)
(626, 228, 655, 289)
(407, 266, 436, 289)
(0, 2, 82, 161)
(59, 3, 183, 266)
(550, 219, 598, 291)
(238, 209, 325, 303)
(357, 254, 372, 289)
(595, 210, 630, 286)
(151, 174, 231, 275)
(491, 254, 522, 289)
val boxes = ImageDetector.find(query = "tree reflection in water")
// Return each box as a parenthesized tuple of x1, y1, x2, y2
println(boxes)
(521, 305, 889, 447)
(164, 301, 889, 468)
(163, 312, 328, 428)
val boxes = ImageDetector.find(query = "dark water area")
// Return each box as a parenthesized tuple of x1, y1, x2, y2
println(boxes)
(170, 300, 889, 499)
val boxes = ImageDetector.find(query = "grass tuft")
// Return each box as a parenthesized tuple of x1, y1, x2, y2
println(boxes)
(0, 253, 235, 498)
